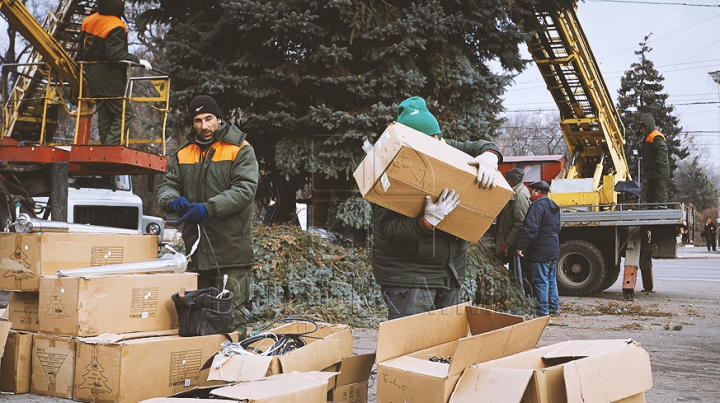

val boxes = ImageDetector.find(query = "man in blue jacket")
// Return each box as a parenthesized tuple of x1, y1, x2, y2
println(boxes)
(516, 181, 561, 316)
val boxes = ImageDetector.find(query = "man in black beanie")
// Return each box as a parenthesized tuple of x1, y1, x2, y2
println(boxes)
(78, 0, 152, 145)
(157, 95, 259, 337)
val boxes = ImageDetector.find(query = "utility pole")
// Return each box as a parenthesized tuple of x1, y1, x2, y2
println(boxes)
(708, 71, 720, 230)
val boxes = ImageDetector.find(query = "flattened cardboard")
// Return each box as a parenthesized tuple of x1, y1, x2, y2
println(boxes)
(450, 339, 653, 403)
(210, 372, 329, 402)
(0, 232, 159, 292)
(353, 123, 512, 243)
(375, 303, 548, 403)
(38, 272, 197, 336)
(207, 322, 353, 382)
(0, 330, 33, 393)
(8, 291, 39, 331)
(31, 333, 76, 399)
(73, 332, 238, 403)
(0, 320, 11, 356)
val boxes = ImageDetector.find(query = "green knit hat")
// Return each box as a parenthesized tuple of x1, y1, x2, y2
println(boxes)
(397, 97, 441, 137)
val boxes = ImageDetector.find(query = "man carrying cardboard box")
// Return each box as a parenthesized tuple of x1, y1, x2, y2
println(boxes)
(372, 96, 503, 319)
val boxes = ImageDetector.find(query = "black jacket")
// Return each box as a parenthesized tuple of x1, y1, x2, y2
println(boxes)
(516, 195, 561, 263)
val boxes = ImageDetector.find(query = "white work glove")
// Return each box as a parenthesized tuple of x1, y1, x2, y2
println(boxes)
(423, 189, 460, 226)
(468, 152, 499, 188)
(139, 59, 153, 71)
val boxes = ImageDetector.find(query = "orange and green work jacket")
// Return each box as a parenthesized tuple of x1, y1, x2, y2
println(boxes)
(79, 12, 139, 96)
(157, 122, 259, 270)
(642, 130, 670, 179)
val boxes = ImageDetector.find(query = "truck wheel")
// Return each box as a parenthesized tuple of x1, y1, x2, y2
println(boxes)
(557, 240, 606, 296)
(598, 263, 621, 292)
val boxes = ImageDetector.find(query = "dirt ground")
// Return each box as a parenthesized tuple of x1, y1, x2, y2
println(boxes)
(353, 248, 720, 403)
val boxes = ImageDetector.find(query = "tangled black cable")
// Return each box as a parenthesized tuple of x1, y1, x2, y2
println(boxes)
(241, 318, 319, 356)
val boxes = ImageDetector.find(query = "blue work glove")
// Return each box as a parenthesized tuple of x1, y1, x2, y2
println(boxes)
(177, 203, 208, 225)
(168, 197, 190, 214)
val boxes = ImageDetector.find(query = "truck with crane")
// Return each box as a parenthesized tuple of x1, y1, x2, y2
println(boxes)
(497, 5, 690, 299)
(0, 0, 169, 238)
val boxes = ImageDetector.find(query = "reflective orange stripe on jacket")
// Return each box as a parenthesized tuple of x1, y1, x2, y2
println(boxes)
(81, 13, 127, 37)
(645, 130, 666, 143)
(177, 141, 248, 164)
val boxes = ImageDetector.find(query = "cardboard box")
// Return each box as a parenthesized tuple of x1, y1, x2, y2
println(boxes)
(326, 353, 375, 403)
(210, 372, 331, 402)
(8, 291, 39, 331)
(207, 321, 353, 382)
(140, 399, 235, 403)
(353, 123, 513, 243)
(0, 232, 159, 292)
(0, 330, 33, 393)
(375, 303, 548, 403)
(31, 333, 76, 399)
(449, 339, 653, 403)
(73, 331, 238, 403)
(39, 272, 197, 336)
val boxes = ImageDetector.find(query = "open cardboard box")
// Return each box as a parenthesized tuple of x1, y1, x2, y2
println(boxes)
(353, 122, 512, 243)
(449, 339, 653, 403)
(375, 302, 548, 403)
(207, 321, 353, 382)
(325, 353, 376, 403)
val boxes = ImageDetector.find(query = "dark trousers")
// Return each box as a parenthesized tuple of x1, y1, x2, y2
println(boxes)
(645, 178, 668, 204)
(97, 98, 133, 145)
(381, 285, 460, 320)
(707, 237, 717, 252)
(198, 267, 251, 338)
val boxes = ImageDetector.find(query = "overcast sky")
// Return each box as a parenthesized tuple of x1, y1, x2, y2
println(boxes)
(501, 0, 720, 159)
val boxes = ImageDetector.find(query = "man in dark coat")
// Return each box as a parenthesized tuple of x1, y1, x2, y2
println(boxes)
(372, 96, 503, 319)
(704, 219, 717, 252)
(638, 115, 670, 204)
(516, 180, 561, 316)
(79, 0, 152, 145)
(157, 95, 258, 337)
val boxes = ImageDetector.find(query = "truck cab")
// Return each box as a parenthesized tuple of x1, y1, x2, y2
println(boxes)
(33, 174, 164, 240)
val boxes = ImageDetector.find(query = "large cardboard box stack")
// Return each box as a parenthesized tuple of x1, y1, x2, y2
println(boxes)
(449, 339, 653, 403)
(375, 302, 549, 403)
(353, 122, 513, 242)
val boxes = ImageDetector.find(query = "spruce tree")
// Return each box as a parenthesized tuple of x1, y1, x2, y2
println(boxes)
(130, 0, 573, 230)
(616, 35, 689, 201)
(673, 157, 718, 211)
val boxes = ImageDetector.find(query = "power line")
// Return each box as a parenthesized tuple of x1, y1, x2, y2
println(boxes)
(589, 0, 720, 6)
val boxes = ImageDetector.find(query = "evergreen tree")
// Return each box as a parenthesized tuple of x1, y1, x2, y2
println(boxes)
(616, 35, 689, 201)
(130, 0, 573, 230)
(673, 156, 718, 211)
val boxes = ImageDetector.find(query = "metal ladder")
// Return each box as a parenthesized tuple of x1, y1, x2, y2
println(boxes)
(527, 6, 630, 184)
(1, 0, 94, 142)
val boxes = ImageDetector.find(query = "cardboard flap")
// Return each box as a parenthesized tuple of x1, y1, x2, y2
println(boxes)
(336, 353, 376, 386)
(544, 339, 636, 359)
(210, 372, 329, 400)
(0, 321, 11, 357)
(449, 366, 534, 403)
(502, 316, 549, 356)
(563, 344, 652, 403)
(447, 326, 513, 376)
(383, 355, 450, 378)
(207, 353, 274, 382)
(466, 306, 524, 335)
(377, 302, 471, 362)
(276, 327, 353, 372)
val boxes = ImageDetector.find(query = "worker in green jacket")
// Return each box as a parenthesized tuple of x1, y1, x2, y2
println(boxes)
(79, 0, 152, 145)
(638, 115, 670, 204)
(372, 96, 503, 320)
(157, 95, 259, 337)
